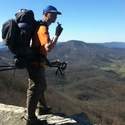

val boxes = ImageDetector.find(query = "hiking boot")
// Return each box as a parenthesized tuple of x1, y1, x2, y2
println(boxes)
(38, 106, 52, 115)
(26, 116, 48, 125)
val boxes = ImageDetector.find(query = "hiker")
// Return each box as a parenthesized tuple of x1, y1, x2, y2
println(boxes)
(26, 5, 63, 125)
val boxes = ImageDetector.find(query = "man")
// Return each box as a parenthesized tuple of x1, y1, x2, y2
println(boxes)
(26, 5, 63, 125)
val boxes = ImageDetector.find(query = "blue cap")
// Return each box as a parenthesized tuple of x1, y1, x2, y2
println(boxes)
(43, 5, 61, 15)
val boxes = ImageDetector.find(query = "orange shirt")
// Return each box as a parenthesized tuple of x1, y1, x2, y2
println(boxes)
(37, 26, 50, 46)
(32, 25, 50, 56)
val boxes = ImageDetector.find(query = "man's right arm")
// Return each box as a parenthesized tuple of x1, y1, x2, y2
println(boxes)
(37, 24, 63, 53)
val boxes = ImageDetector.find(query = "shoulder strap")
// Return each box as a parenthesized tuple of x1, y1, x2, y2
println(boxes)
(33, 20, 48, 34)
(37, 20, 48, 27)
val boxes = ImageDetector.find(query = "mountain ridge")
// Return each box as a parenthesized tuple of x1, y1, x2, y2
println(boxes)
(96, 41, 125, 48)
(1, 40, 125, 49)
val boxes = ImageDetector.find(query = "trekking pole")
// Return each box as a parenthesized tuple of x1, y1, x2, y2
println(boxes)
(49, 60, 67, 76)
(0, 65, 15, 67)
(0, 65, 16, 71)
(0, 67, 16, 72)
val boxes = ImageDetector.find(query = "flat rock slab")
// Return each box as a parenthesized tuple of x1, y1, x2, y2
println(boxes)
(0, 103, 25, 125)
(0, 103, 92, 125)
(38, 114, 77, 125)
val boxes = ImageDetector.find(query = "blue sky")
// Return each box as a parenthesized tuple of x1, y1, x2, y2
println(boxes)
(0, 0, 125, 43)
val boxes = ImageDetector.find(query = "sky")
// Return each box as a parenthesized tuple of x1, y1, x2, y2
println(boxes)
(0, 0, 125, 43)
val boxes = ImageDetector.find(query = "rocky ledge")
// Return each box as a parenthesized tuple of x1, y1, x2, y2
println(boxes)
(0, 103, 92, 125)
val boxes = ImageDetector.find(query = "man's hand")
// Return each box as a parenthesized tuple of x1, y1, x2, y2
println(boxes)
(55, 22, 63, 37)
(45, 42, 51, 52)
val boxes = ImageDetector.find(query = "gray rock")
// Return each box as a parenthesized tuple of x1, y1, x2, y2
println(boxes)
(0, 103, 93, 125)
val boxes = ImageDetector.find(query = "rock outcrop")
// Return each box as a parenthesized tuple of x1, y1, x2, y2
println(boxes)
(0, 103, 92, 125)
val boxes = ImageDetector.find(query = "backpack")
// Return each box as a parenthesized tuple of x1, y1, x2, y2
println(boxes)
(2, 9, 37, 58)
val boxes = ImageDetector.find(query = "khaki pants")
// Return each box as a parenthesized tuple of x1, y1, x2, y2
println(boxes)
(26, 64, 47, 118)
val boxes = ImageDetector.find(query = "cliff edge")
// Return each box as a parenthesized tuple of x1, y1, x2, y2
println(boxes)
(0, 103, 92, 125)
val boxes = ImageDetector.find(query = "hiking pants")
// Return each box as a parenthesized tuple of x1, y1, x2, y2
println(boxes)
(26, 65, 47, 118)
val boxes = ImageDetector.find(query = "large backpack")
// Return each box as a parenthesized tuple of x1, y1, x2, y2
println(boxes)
(2, 9, 37, 59)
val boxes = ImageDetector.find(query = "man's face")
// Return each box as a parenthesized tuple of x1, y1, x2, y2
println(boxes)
(46, 12, 57, 23)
